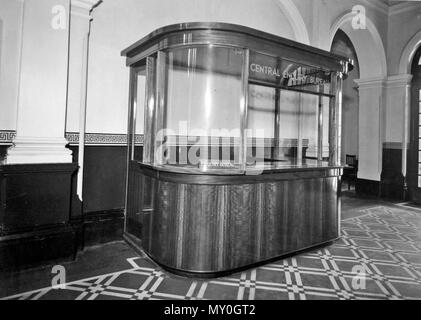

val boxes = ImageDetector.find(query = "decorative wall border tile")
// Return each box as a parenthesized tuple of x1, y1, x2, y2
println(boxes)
(0, 131, 16, 145)
(1, 131, 322, 149)
(66, 132, 144, 146)
(0, 131, 144, 146)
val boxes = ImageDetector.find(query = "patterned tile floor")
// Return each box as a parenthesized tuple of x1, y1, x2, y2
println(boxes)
(2, 203, 421, 300)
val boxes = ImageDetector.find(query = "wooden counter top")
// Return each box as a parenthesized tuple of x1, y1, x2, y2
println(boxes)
(131, 161, 343, 185)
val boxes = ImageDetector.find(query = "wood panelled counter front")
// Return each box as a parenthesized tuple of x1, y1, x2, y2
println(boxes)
(126, 162, 341, 277)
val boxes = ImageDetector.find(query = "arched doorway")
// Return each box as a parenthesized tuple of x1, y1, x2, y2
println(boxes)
(408, 46, 421, 202)
(327, 12, 387, 195)
(331, 29, 360, 192)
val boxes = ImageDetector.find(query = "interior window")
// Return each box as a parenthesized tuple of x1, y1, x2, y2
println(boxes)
(247, 86, 328, 167)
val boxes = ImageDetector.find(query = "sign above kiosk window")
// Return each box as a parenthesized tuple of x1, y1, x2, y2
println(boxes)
(249, 51, 332, 95)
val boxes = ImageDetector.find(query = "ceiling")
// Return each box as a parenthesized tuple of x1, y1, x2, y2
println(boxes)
(382, 0, 417, 6)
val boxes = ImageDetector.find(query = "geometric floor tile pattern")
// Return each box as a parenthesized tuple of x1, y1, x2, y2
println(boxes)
(2, 205, 421, 300)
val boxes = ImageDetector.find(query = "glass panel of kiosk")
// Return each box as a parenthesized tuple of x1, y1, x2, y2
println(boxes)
(128, 45, 338, 174)
(247, 51, 333, 170)
(159, 46, 245, 172)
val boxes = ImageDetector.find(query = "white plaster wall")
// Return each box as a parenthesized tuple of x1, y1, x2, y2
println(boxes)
(295, 0, 388, 52)
(0, 0, 23, 131)
(16, 0, 70, 138)
(384, 6, 421, 145)
(388, 7, 421, 76)
(385, 85, 405, 143)
(292, 0, 324, 47)
(84, 0, 296, 134)
(65, 10, 92, 133)
(357, 82, 385, 181)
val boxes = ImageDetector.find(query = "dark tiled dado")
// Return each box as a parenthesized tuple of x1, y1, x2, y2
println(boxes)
(1, 195, 421, 300)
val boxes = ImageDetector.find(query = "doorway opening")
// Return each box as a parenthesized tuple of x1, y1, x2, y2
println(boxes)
(408, 46, 421, 203)
(331, 29, 360, 193)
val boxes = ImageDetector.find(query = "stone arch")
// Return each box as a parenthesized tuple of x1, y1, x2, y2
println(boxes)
(399, 29, 421, 74)
(328, 12, 387, 78)
(327, 12, 388, 184)
(275, 0, 310, 44)
(331, 30, 360, 166)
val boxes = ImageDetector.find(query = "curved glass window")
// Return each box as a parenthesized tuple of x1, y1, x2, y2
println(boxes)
(153, 46, 246, 172)
(131, 46, 340, 174)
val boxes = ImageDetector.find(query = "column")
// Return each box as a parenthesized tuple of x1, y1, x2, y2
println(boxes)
(66, 0, 100, 133)
(6, 0, 72, 164)
(354, 77, 386, 182)
(385, 74, 413, 195)
(6, 0, 100, 165)
(66, 0, 101, 200)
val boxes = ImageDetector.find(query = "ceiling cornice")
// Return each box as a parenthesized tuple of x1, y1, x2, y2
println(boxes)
(360, 0, 390, 16)
(389, 1, 421, 16)
(70, 0, 101, 19)
(71, 0, 101, 11)
(354, 76, 387, 89)
(358, 0, 421, 17)
(387, 74, 413, 87)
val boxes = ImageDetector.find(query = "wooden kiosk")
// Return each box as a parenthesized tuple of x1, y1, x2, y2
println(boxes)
(121, 22, 352, 277)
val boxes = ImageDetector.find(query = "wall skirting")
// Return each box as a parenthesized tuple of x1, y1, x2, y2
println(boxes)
(72, 209, 125, 249)
(69, 145, 128, 214)
(0, 163, 78, 234)
(381, 143, 405, 200)
(0, 225, 77, 271)
(0, 209, 125, 271)
(0, 163, 78, 270)
(356, 178, 406, 200)
(356, 179, 381, 197)
(0, 158, 125, 270)
(354, 143, 406, 201)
